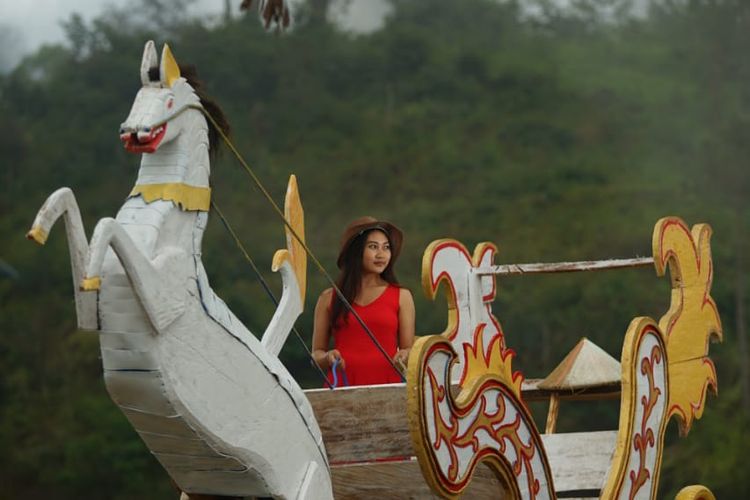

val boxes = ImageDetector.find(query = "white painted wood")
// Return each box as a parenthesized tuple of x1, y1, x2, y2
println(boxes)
(331, 460, 511, 498)
(137, 430, 218, 456)
(475, 257, 655, 275)
(99, 330, 154, 350)
(326, 431, 617, 498)
(418, 242, 557, 498)
(306, 381, 620, 466)
(153, 451, 246, 472)
(121, 406, 194, 437)
(297, 461, 332, 500)
(543, 430, 617, 494)
(27, 187, 97, 329)
(413, 340, 553, 498)
(104, 370, 175, 415)
(87, 217, 190, 331)
(426, 243, 474, 373)
(615, 330, 668, 500)
(427, 242, 503, 383)
(101, 344, 160, 370)
(262, 259, 302, 356)
(140, 40, 158, 86)
(29, 40, 332, 500)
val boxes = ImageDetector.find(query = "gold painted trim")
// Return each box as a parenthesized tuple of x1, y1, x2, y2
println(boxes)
(653, 217, 722, 435)
(129, 183, 210, 212)
(407, 335, 549, 499)
(601, 316, 669, 499)
(601, 316, 649, 498)
(676, 485, 716, 500)
(81, 276, 101, 291)
(161, 43, 181, 88)
(271, 249, 290, 273)
(406, 335, 459, 498)
(284, 175, 306, 305)
(27, 226, 48, 245)
(270, 176, 307, 307)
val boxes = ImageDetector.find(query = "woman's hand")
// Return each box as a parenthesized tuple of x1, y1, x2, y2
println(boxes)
(393, 347, 410, 372)
(397, 289, 415, 373)
(327, 349, 345, 370)
(312, 289, 338, 371)
(312, 348, 345, 371)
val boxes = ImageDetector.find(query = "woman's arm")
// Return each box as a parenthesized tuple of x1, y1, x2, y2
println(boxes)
(312, 288, 343, 371)
(394, 288, 416, 366)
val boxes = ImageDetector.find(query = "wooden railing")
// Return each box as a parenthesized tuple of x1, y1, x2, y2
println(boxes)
(305, 382, 619, 498)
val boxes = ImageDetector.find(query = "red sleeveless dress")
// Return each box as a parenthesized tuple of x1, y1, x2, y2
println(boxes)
(328, 285, 402, 386)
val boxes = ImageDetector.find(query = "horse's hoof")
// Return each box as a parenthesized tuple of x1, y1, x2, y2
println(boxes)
(27, 225, 48, 245)
(81, 276, 102, 291)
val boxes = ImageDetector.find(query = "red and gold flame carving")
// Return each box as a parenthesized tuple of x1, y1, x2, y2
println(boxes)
(408, 239, 554, 499)
(412, 219, 722, 500)
(653, 217, 722, 435)
(409, 333, 552, 498)
(604, 217, 720, 500)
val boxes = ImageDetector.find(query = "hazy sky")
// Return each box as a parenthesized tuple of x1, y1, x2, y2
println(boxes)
(0, 0, 647, 72)
(0, 0, 213, 69)
(0, 0, 391, 71)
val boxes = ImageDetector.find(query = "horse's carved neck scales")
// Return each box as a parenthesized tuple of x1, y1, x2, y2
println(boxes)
(135, 106, 210, 189)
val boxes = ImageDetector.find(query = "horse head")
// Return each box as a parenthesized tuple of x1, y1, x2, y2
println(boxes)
(119, 41, 202, 156)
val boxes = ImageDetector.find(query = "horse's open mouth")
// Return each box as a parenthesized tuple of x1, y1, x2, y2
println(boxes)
(121, 124, 167, 153)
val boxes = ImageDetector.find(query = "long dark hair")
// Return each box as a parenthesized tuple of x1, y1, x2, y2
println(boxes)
(179, 64, 231, 159)
(330, 229, 400, 328)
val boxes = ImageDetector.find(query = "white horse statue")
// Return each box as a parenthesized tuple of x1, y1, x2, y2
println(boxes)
(27, 40, 332, 499)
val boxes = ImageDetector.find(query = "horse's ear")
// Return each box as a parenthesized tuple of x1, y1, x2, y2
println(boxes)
(160, 44, 181, 88)
(140, 40, 158, 86)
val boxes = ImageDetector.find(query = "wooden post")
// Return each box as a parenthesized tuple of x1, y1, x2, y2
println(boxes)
(474, 257, 654, 276)
(545, 393, 560, 434)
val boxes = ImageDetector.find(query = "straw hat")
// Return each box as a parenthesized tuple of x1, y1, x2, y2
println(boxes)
(337, 216, 404, 269)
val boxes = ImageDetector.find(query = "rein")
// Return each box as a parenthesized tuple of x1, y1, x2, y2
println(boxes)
(188, 104, 405, 384)
(211, 201, 333, 389)
(330, 358, 349, 389)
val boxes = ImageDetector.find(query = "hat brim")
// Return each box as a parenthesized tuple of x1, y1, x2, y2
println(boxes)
(336, 219, 403, 269)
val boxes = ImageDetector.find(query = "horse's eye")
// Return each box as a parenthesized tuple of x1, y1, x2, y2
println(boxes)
(167, 98, 174, 110)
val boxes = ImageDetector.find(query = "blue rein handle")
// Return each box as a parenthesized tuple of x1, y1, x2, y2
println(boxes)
(331, 357, 349, 389)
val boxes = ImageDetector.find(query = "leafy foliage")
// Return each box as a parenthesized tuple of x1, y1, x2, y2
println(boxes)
(0, 0, 748, 497)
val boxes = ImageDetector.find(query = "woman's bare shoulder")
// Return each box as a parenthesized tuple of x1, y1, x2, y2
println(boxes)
(398, 287, 414, 302)
(315, 288, 334, 313)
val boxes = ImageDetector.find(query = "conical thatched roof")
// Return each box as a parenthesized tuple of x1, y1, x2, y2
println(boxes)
(538, 337, 621, 390)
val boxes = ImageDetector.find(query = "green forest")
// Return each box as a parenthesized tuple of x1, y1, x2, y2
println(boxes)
(1, 0, 748, 497)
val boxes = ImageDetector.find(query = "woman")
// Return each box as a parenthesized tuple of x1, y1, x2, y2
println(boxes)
(312, 216, 415, 386)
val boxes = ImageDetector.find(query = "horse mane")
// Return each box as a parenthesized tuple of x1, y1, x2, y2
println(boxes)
(179, 64, 231, 159)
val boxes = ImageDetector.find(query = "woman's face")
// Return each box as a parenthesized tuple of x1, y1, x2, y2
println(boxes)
(361, 230, 391, 275)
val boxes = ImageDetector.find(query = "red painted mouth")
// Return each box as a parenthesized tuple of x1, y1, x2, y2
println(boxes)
(121, 124, 167, 153)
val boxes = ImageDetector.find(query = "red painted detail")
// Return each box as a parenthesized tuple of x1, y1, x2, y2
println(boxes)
(626, 325, 666, 500)
(122, 124, 168, 154)
(429, 241, 471, 343)
(420, 338, 551, 497)
(428, 241, 519, 395)
(667, 358, 717, 421)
